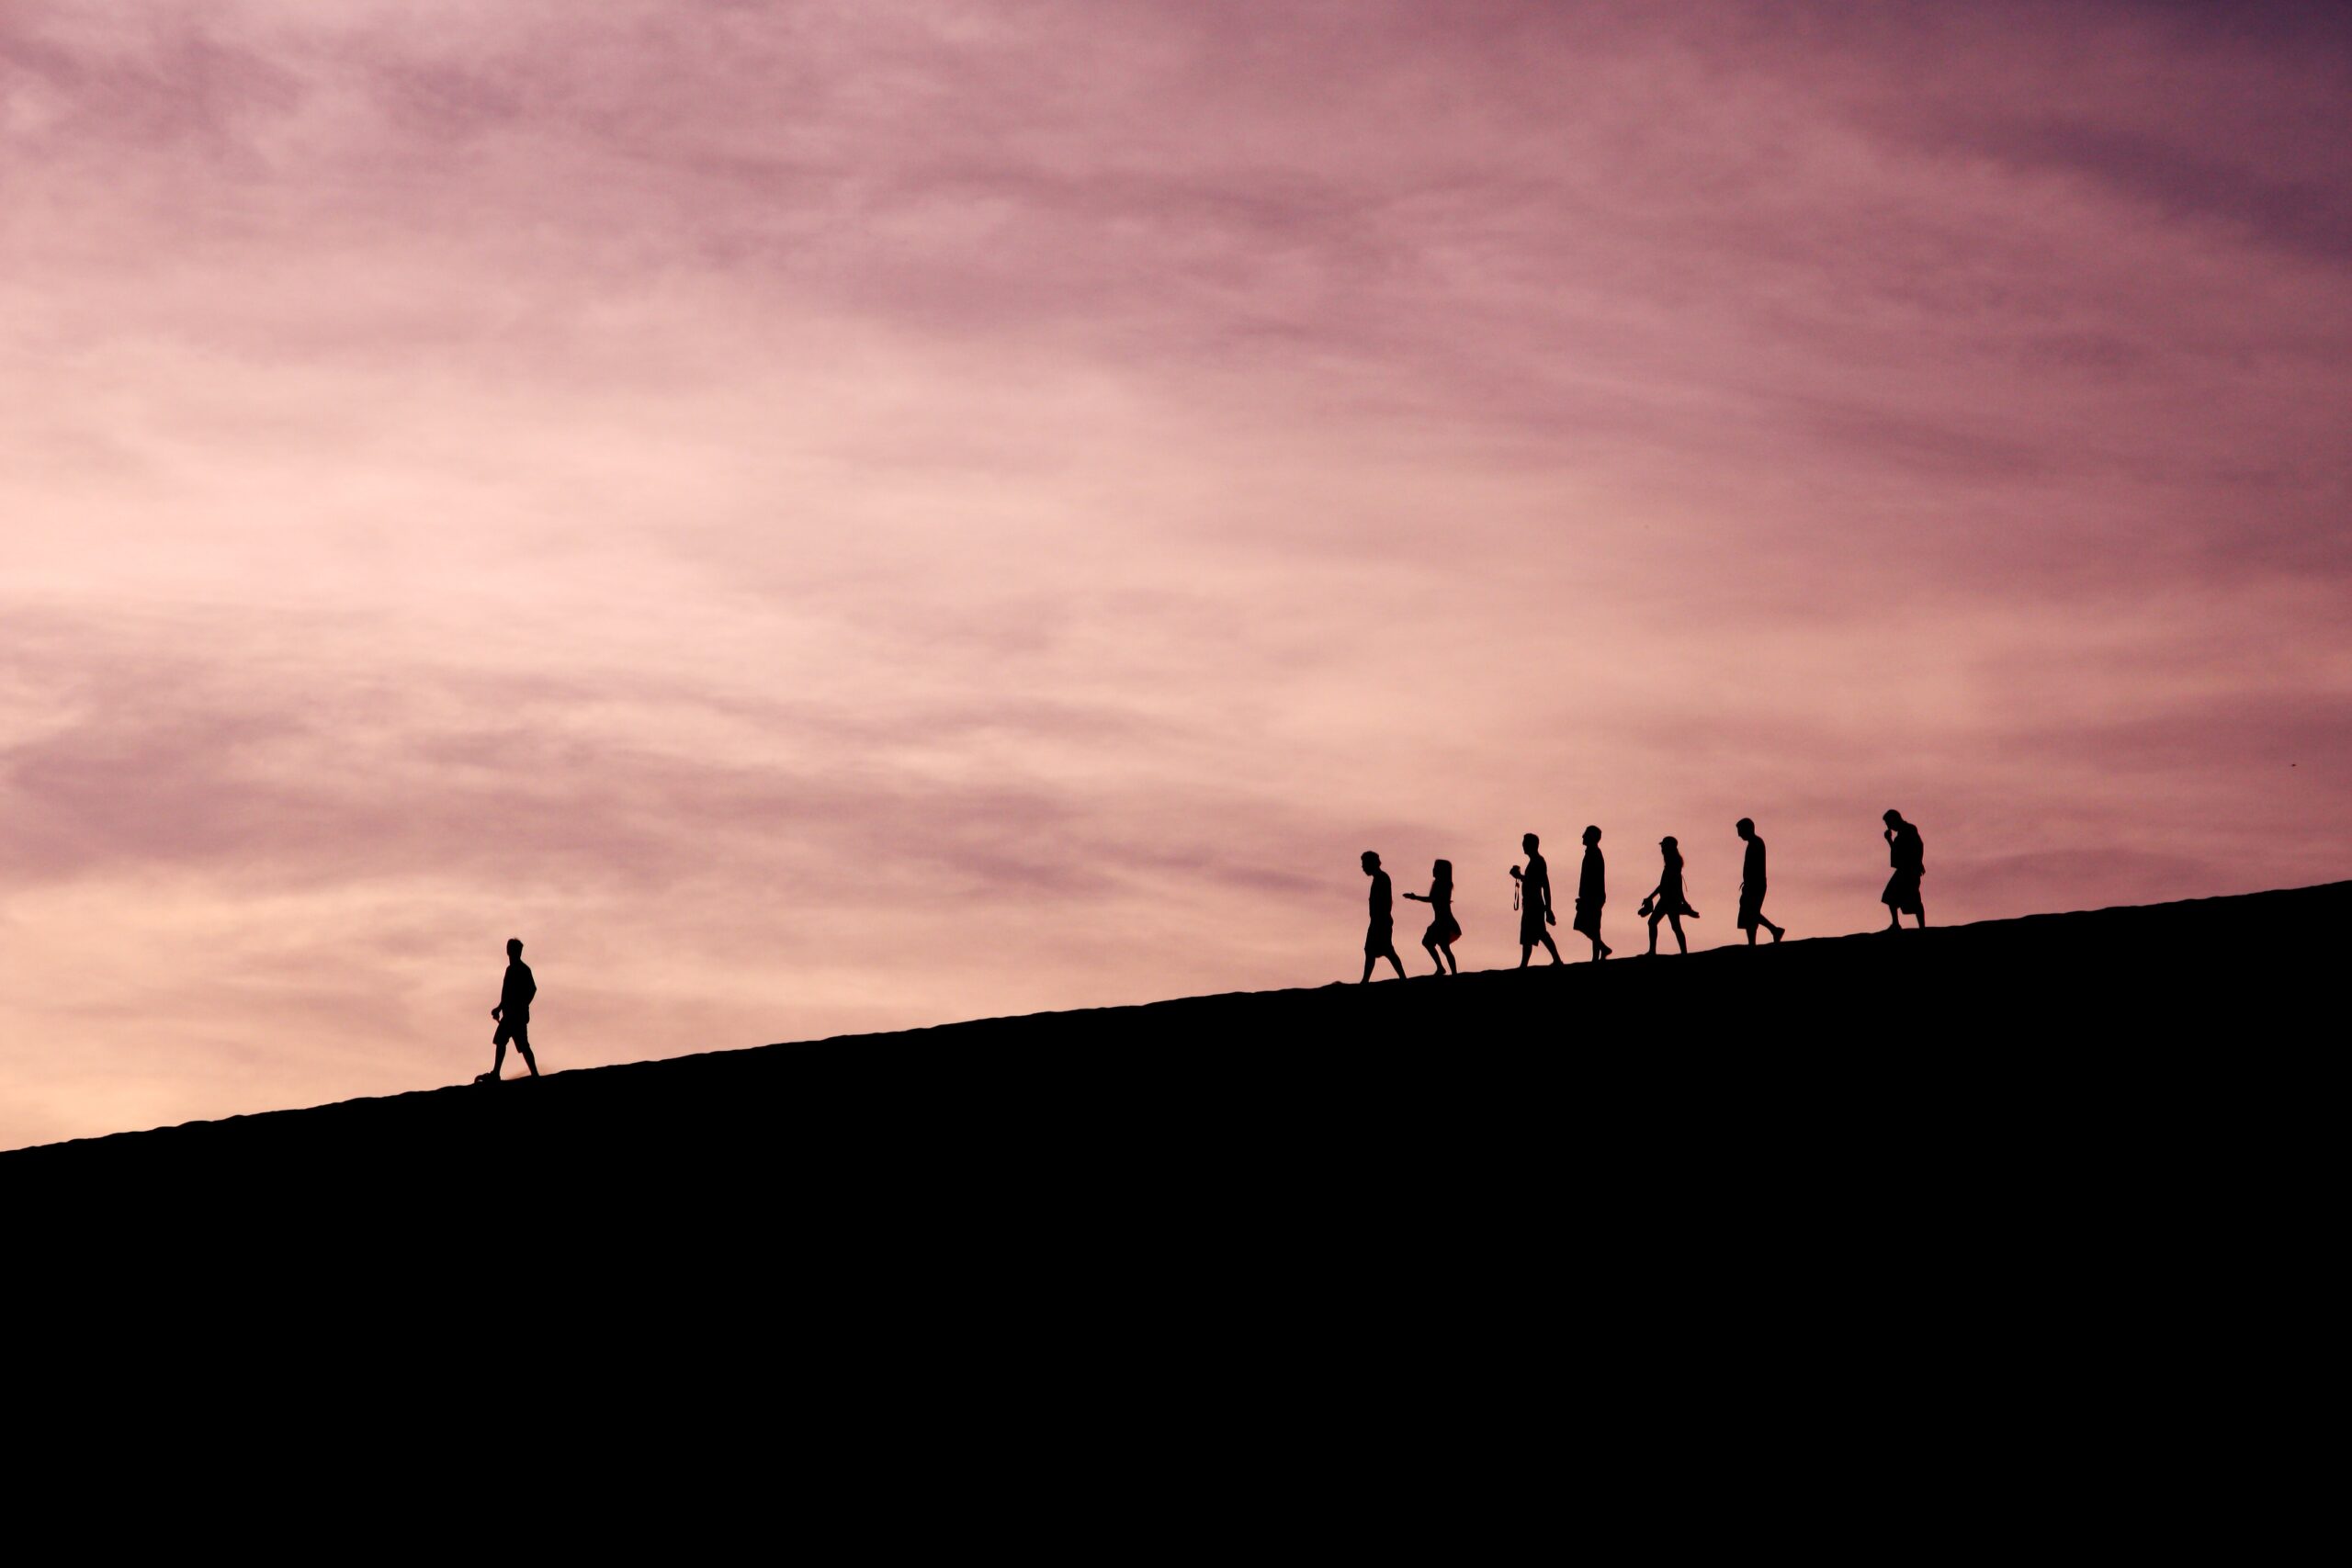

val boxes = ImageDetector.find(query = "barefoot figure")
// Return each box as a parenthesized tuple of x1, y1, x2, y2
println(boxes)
(1401, 859, 1461, 975)
(1638, 837, 1700, 954)
(1360, 852, 1408, 982)
(1735, 818, 1785, 945)
(1574, 825, 1611, 960)
(1882, 810, 1927, 930)
(1510, 833, 1564, 967)
(480, 937, 540, 1084)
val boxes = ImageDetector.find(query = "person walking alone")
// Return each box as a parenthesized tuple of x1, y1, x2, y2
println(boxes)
(479, 937, 541, 1084)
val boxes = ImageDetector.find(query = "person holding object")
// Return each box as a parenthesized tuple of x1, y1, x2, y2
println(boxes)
(1735, 818, 1785, 945)
(480, 937, 540, 1083)
(1510, 832, 1564, 968)
(1882, 810, 1927, 930)
(1573, 825, 1611, 961)
(1400, 859, 1461, 976)
(1360, 852, 1408, 983)
(1638, 836, 1699, 955)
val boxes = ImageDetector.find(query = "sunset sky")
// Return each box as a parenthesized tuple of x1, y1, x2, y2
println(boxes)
(5, 1, 2347, 1146)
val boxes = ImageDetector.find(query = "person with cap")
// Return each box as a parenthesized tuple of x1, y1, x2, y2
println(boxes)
(1638, 836, 1700, 955)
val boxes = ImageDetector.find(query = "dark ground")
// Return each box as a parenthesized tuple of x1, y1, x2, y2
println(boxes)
(14, 882, 2335, 1226)
(10, 885, 2335, 1522)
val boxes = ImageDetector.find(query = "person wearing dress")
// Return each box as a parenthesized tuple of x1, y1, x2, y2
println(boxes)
(1360, 851, 1408, 982)
(1572, 825, 1611, 961)
(1881, 810, 1926, 930)
(1401, 859, 1461, 976)
(1640, 836, 1700, 955)
(1511, 832, 1564, 968)
(1735, 818, 1785, 945)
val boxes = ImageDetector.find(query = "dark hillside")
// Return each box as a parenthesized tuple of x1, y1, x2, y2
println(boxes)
(14, 884, 2337, 1218)
(14, 886, 2335, 1493)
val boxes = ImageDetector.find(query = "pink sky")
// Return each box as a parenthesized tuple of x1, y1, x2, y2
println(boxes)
(4, 1, 2348, 1146)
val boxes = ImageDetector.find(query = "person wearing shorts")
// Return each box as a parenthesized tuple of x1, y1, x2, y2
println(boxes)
(480, 937, 541, 1083)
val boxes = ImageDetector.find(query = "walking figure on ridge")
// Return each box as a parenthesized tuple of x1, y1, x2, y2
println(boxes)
(1638, 836, 1699, 955)
(1511, 833, 1564, 967)
(479, 937, 540, 1084)
(1882, 810, 1927, 930)
(1574, 825, 1611, 960)
(1401, 858, 1461, 976)
(1735, 818, 1786, 945)
(1360, 852, 1408, 983)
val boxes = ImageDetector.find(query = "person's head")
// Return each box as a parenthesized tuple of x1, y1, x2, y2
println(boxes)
(506, 937, 524, 959)
(1432, 858, 1453, 885)
(1883, 809, 1904, 828)
(1736, 818, 1755, 840)
(1361, 851, 1380, 874)
(1660, 835, 1679, 860)
(1583, 825, 1600, 846)
(1521, 832, 1539, 854)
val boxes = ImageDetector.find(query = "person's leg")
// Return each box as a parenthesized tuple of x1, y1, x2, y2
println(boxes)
(1385, 946, 1408, 979)
(1746, 921, 1758, 946)
(1444, 942, 1458, 975)
(1914, 905, 1928, 929)
(514, 1025, 538, 1077)
(1360, 953, 1374, 983)
(1885, 900, 1902, 931)
(1422, 936, 1444, 974)
(1768, 913, 1784, 942)
(1520, 943, 1532, 969)
(1646, 912, 1661, 954)
(1669, 912, 1687, 953)
(1540, 932, 1562, 964)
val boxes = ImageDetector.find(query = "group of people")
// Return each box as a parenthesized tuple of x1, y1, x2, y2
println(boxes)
(469, 816, 1932, 1084)
(1357, 810, 1928, 980)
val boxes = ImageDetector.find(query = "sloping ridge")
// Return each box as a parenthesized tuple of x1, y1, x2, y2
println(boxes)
(21, 886, 2335, 1489)
(10, 884, 2340, 1203)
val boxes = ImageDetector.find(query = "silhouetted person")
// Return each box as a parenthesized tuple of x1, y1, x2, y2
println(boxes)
(1573, 825, 1611, 960)
(1735, 818, 1785, 945)
(1360, 852, 1408, 983)
(1882, 810, 1927, 930)
(1639, 836, 1699, 954)
(1401, 859, 1461, 976)
(1510, 832, 1563, 967)
(479, 937, 539, 1084)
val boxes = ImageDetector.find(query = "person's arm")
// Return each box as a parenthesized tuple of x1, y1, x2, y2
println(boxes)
(1402, 891, 1427, 902)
